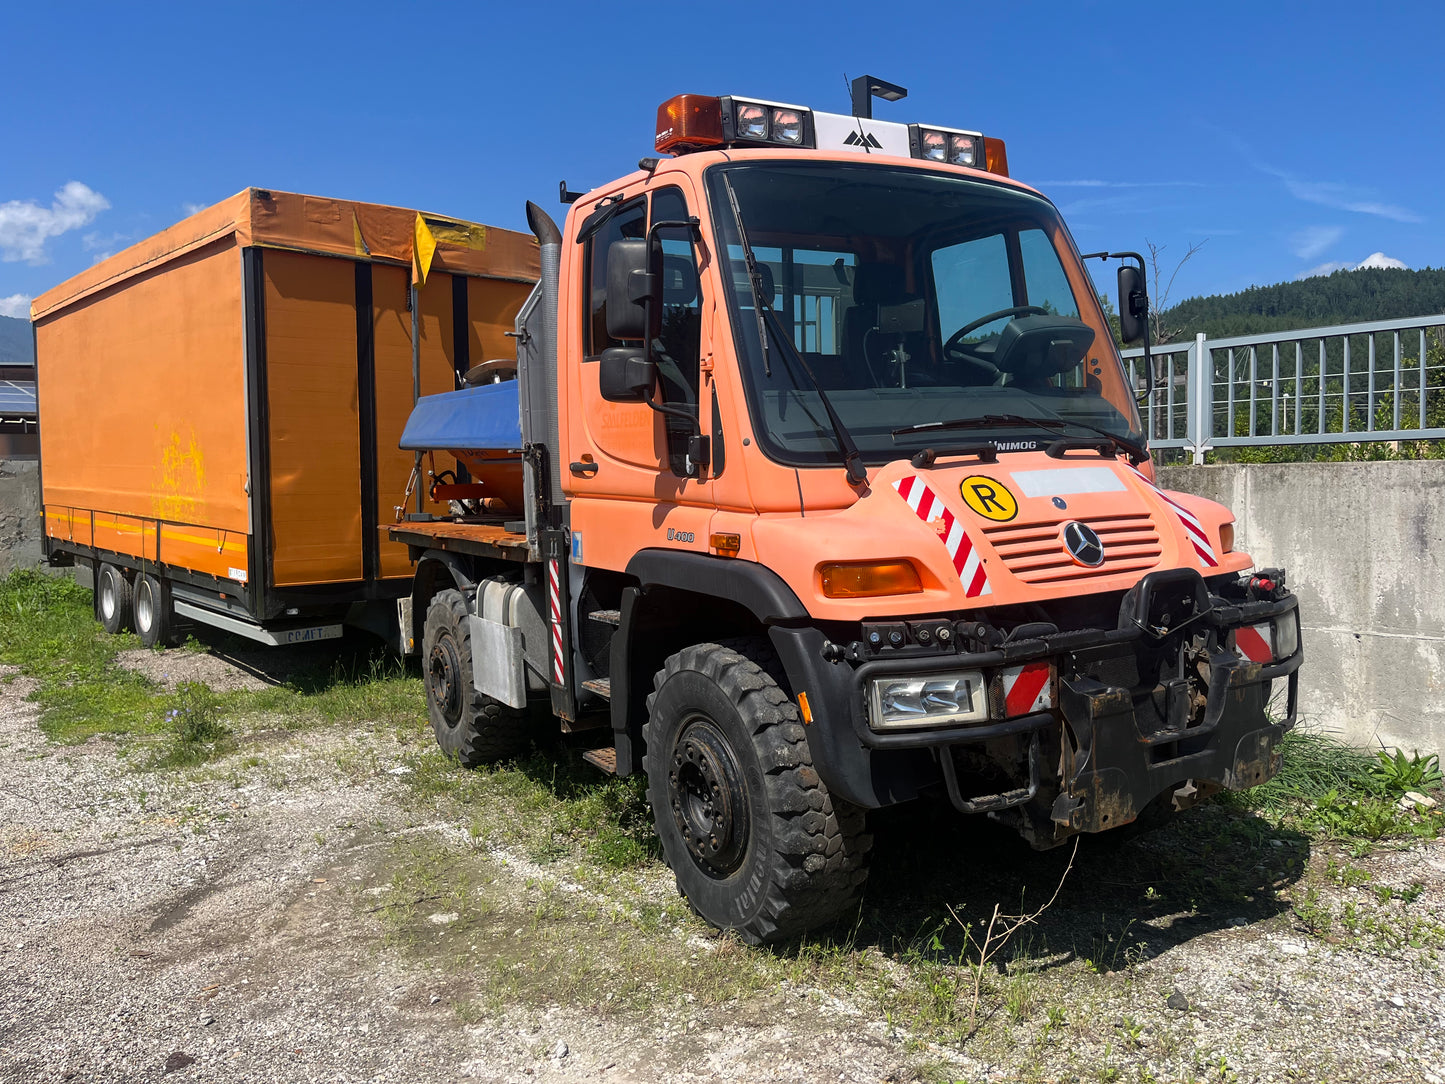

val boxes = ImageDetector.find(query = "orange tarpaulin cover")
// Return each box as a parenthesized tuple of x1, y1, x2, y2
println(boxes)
(32, 188, 539, 320)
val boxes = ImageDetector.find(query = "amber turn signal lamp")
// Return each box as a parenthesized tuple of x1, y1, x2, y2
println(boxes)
(796, 691, 814, 725)
(1219, 523, 1235, 553)
(656, 94, 724, 154)
(983, 137, 1009, 176)
(820, 560, 923, 598)
(710, 532, 741, 557)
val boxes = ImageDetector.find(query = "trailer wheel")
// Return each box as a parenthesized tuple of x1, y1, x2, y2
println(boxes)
(96, 563, 132, 635)
(642, 641, 872, 945)
(133, 573, 173, 649)
(423, 588, 532, 766)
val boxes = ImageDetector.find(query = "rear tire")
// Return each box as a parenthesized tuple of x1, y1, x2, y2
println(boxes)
(423, 588, 532, 766)
(643, 640, 872, 945)
(96, 564, 132, 635)
(133, 572, 172, 648)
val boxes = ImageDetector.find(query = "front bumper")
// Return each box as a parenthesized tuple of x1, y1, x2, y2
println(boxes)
(772, 568, 1302, 840)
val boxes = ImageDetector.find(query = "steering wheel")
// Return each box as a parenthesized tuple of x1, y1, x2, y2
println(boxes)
(942, 305, 1050, 384)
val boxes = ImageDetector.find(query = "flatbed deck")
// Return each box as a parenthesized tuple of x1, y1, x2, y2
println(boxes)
(387, 520, 533, 562)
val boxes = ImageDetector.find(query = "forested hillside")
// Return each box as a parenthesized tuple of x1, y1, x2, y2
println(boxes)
(0, 315, 33, 365)
(1158, 267, 1445, 342)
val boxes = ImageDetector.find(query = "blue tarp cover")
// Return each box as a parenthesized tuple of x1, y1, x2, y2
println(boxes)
(398, 381, 522, 451)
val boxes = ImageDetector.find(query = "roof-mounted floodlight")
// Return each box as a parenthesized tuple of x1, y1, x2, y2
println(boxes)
(850, 75, 908, 119)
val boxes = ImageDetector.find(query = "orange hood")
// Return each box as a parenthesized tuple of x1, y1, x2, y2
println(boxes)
(751, 453, 1251, 621)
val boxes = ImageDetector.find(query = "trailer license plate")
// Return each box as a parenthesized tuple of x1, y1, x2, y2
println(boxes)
(281, 625, 342, 644)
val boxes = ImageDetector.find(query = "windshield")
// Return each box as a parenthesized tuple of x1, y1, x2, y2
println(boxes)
(705, 162, 1143, 466)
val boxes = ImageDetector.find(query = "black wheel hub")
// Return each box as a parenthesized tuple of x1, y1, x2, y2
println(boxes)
(428, 635, 463, 728)
(668, 716, 750, 877)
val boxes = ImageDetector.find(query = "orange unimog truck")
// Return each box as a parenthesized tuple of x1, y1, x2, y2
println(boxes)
(33, 190, 536, 646)
(389, 84, 1304, 944)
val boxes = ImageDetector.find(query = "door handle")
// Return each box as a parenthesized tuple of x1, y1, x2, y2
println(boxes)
(569, 461, 599, 477)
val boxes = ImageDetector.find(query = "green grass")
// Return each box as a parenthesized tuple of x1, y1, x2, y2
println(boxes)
(1218, 729, 1444, 844)
(0, 567, 424, 749)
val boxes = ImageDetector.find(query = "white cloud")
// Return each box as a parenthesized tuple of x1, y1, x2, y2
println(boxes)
(1292, 225, 1344, 261)
(1297, 260, 1354, 279)
(1356, 251, 1408, 270)
(1296, 252, 1409, 279)
(182, 202, 207, 216)
(1036, 180, 1207, 189)
(0, 294, 32, 319)
(1261, 166, 1421, 223)
(0, 182, 111, 264)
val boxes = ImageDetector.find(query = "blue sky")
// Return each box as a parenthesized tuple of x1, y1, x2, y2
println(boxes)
(3, 1, 1441, 319)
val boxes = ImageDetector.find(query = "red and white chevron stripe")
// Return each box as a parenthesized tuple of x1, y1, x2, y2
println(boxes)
(1001, 661, 1053, 715)
(1234, 622, 1274, 663)
(547, 558, 564, 684)
(1126, 464, 1219, 569)
(893, 474, 991, 598)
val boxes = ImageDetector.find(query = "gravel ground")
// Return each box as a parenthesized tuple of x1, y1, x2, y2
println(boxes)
(3, 653, 1445, 1083)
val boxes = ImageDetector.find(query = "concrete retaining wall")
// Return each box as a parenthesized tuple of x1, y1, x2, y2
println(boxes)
(1160, 460, 1445, 756)
(0, 459, 42, 574)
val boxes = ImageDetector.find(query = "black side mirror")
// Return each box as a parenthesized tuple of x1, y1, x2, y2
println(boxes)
(1117, 265, 1147, 345)
(598, 346, 656, 402)
(605, 239, 654, 341)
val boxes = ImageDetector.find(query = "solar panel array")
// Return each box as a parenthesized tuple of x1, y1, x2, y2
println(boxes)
(0, 379, 37, 415)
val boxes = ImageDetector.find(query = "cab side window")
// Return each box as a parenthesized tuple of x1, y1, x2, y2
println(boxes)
(651, 188, 702, 410)
(651, 187, 703, 474)
(583, 200, 647, 359)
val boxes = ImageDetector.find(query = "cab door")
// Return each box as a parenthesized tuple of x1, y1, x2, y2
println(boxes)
(565, 180, 715, 572)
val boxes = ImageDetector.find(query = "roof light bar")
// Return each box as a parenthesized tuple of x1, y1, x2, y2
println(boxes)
(656, 94, 815, 155)
(907, 124, 982, 169)
(654, 93, 1006, 175)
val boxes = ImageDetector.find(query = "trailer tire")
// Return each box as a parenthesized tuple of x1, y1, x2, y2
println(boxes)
(423, 588, 532, 766)
(133, 573, 173, 649)
(96, 563, 132, 635)
(643, 640, 872, 945)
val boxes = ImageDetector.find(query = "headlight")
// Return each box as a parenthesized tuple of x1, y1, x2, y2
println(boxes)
(1273, 611, 1299, 660)
(868, 671, 987, 730)
(909, 123, 985, 167)
(736, 103, 768, 140)
(771, 109, 803, 144)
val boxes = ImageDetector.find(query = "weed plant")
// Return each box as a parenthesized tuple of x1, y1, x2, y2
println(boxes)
(1218, 728, 1442, 843)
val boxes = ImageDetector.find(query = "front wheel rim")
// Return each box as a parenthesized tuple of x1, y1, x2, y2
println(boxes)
(668, 715, 750, 878)
(100, 575, 116, 620)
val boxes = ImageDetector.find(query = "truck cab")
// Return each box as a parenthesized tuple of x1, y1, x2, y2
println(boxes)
(391, 90, 1303, 945)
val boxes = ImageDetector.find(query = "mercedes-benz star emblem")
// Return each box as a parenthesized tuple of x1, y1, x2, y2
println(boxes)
(1062, 521, 1105, 567)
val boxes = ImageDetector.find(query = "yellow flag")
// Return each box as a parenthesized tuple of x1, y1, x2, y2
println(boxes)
(352, 211, 371, 257)
(412, 212, 437, 286)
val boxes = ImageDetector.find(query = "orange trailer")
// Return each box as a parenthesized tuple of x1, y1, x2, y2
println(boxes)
(33, 189, 537, 644)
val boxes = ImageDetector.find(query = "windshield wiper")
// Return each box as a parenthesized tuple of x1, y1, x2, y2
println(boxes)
(722, 176, 868, 487)
(893, 413, 1148, 463)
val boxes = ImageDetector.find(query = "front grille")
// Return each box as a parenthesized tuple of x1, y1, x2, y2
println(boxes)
(982, 513, 1162, 584)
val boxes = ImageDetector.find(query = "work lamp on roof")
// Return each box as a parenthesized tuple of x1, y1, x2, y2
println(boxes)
(908, 124, 984, 168)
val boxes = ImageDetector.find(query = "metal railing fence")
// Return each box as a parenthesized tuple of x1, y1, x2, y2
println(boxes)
(1121, 314, 1445, 462)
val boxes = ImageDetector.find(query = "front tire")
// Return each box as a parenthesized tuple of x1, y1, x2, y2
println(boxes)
(642, 641, 872, 945)
(96, 563, 132, 635)
(133, 572, 172, 648)
(423, 588, 532, 766)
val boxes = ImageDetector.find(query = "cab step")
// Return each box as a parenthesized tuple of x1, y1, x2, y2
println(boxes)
(582, 747, 618, 775)
(580, 677, 611, 699)
(586, 609, 622, 627)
